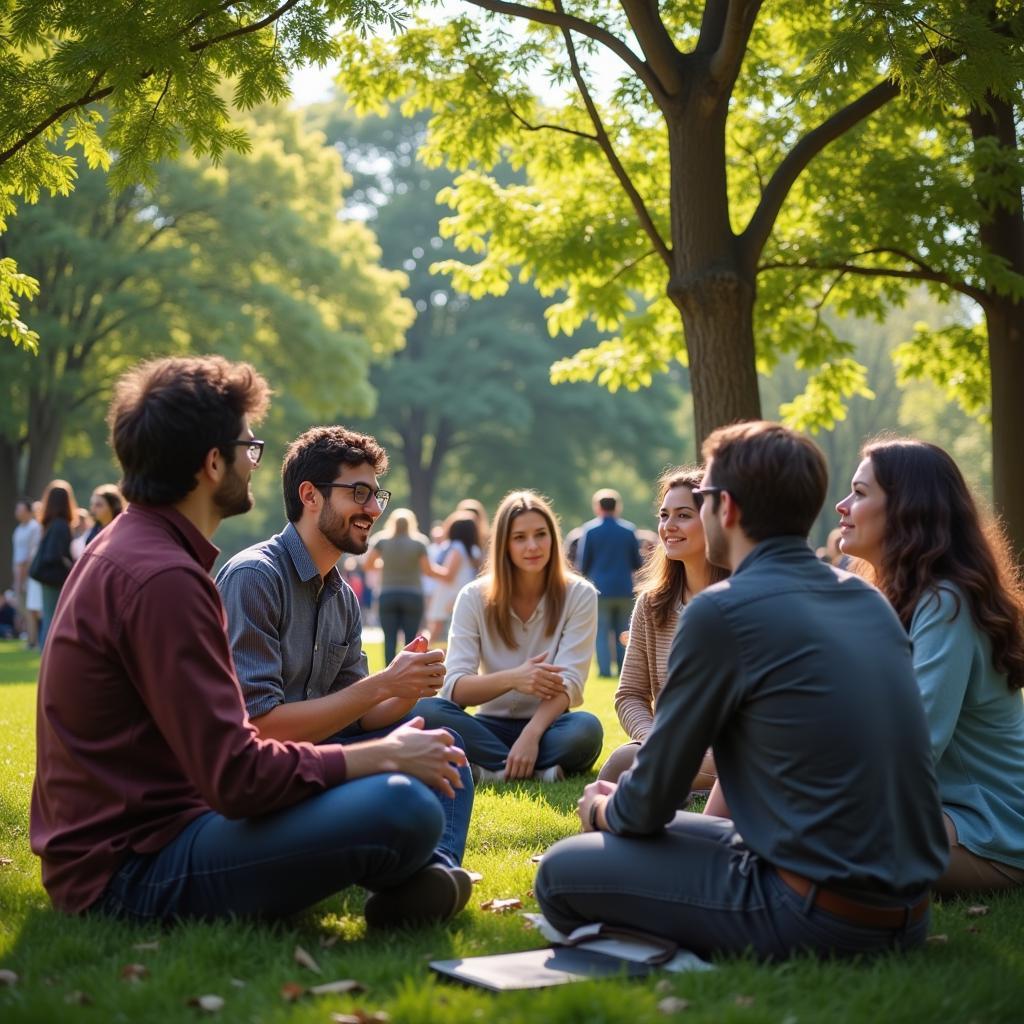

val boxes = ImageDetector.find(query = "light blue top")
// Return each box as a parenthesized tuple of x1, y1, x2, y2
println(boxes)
(911, 583, 1024, 869)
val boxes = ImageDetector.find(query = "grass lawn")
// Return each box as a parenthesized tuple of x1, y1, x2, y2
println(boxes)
(2, 641, 1024, 1023)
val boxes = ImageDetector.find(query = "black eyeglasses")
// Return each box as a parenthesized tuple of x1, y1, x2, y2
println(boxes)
(691, 486, 727, 510)
(228, 439, 265, 465)
(315, 482, 391, 512)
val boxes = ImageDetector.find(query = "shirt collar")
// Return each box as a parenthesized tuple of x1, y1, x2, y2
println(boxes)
(128, 505, 220, 573)
(733, 534, 814, 576)
(281, 522, 343, 593)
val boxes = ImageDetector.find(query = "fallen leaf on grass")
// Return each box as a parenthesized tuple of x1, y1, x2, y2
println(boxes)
(330, 1011, 390, 1024)
(734, 995, 755, 1008)
(926, 934, 949, 944)
(966, 905, 989, 917)
(480, 897, 523, 913)
(64, 990, 92, 1005)
(319, 934, 340, 949)
(187, 994, 225, 1013)
(0, 857, 12, 867)
(294, 944, 322, 974)
(309, 979, 367, 996)
(132, 940, 160, 952)
(0, 969, 18, 986)
(280, 981, 306, 1002)
(466, 871, 483, 884)
(120, 963, 149, 982)
(229, 978, 246, 988)
(529, 854, 544, 864)
(658, 996, 691, 1014)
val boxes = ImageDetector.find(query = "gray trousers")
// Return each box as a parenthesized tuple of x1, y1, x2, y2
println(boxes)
(534, 812, 930, 961)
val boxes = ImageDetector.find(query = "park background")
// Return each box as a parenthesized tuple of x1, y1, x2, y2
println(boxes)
(2, 3, 1023, 1021)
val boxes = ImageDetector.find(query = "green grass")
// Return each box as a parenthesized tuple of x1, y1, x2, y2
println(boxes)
(2, 641, 1024, 1022)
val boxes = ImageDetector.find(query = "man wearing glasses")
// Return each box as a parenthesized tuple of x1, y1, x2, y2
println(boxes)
(216, 426, 474, 916)
(32, 358, 470, 928)
(536, 421, 947, 961)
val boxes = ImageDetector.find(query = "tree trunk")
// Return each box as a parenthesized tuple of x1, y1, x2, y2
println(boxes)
(987, 299, 1024, 564)
(664, 95, 762, 445)
(0, 438, 21, 591)
(969, 92, 1024, 565)
(24, 396, 64, 500)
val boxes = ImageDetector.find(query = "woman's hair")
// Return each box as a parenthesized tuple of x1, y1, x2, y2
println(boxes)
(40, 480, 77, 529)
(93, 484, 125, 521)
(484, 490, 571, 648)
(381, 507, 418, 538)
(446, 512, 481, 570)
(864, 437, 1024, 689)
(637, 466, 729, 629)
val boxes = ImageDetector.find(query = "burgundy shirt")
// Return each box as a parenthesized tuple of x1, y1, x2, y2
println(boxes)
(30, 504, 348, 913)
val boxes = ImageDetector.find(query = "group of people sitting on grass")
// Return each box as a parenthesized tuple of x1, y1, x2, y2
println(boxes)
(29, 354, 1024, 962)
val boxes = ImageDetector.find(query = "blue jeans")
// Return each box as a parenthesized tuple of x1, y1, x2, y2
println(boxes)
(596, 596, 632, 676)
(328, 717, 473, 867)
(92, 775, 444, 922)
(378, 590, 424, 665)
(535, 812, 931, 960)
(414, 697, 603, 775)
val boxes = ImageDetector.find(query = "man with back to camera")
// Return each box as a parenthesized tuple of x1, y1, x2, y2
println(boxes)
(536, 421, 948, 960)
(216, 425, 473, 873)
(30, 356, 472, 927)
(576, 488, 642, 677)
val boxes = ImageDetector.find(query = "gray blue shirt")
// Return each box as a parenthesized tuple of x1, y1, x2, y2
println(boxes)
(911, 584, 1024, 869)
(607, 536, 948, 898)
(215, 523, 367, 720)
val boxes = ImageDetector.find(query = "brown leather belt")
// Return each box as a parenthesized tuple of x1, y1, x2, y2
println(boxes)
(776, 868, 929, 930)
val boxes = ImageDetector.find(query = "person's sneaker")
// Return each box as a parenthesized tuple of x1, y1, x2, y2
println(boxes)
(470, 764, 506, 784)
(364, 864, 473, 929)
(532, 765, 565, 783)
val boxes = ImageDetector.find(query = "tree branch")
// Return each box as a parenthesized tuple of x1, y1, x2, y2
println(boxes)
(619, 0, 685, 96)
(554, 1, 672, 267)
(740, 46, 963, 271)
(187, 0, 302, 54)
(708, 0, 762, 89)
(465, 63, 598, 141)
(758, 257, 988, 306)
(597, 249, 657, 288)
(459, 0, 664, 100)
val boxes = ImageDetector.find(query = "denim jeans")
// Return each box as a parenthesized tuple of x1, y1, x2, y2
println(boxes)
(92, 775, 444, 922)
(378, 590, 424, 665)
(414, 697, 604, 775)
(328, 716, 473, 867)
(596, 596, 632, 677)
(535, 812, 931, 961)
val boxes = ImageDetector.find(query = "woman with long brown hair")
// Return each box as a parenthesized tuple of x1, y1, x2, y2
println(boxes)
(416, 490, 603, 782)
(598, 466, 729, 784)
(837, 437, 1024, 893)
(29, 479, 78, 649)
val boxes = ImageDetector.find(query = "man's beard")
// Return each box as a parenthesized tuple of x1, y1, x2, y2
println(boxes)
(213, 465, 253, 519)
(318, 502, 372, 555)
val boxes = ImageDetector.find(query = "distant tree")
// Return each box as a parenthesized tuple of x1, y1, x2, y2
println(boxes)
(0, 0, 403, 347)
(311, 99, 687, 526)
(0, 101, 411, 583)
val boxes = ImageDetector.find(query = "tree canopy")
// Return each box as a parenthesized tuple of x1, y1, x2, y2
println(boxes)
(0, 0, 404, 348)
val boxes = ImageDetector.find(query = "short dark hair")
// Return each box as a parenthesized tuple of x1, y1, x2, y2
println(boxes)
(281, 426, 388, 523)
(701, 421, 827, 541)
(109, 356, 270, 506)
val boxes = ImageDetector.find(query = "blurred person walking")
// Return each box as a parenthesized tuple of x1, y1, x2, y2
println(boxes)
(29, 481, 77, 649)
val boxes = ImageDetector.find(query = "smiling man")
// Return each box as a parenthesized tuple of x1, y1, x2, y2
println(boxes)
(216, 426, 474, 889)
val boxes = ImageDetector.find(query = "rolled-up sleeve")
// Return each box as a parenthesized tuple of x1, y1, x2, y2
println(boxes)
(440, 585, 485, 702)
(551, 580, 598, 708)
(216, 564, 286, 720)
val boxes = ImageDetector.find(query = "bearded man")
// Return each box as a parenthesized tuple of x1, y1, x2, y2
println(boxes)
(216, 426, 474, 877)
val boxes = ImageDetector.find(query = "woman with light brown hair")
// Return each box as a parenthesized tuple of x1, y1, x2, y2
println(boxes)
(29, 479, 78, 649)
(837, 437, 1024, 894)
(598, 466, 729, 785)
(416, 490, 603, 782)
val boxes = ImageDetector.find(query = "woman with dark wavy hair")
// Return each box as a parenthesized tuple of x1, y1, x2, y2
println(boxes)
(598, 466, 729, 785)
(837, 437, 1024, 894)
